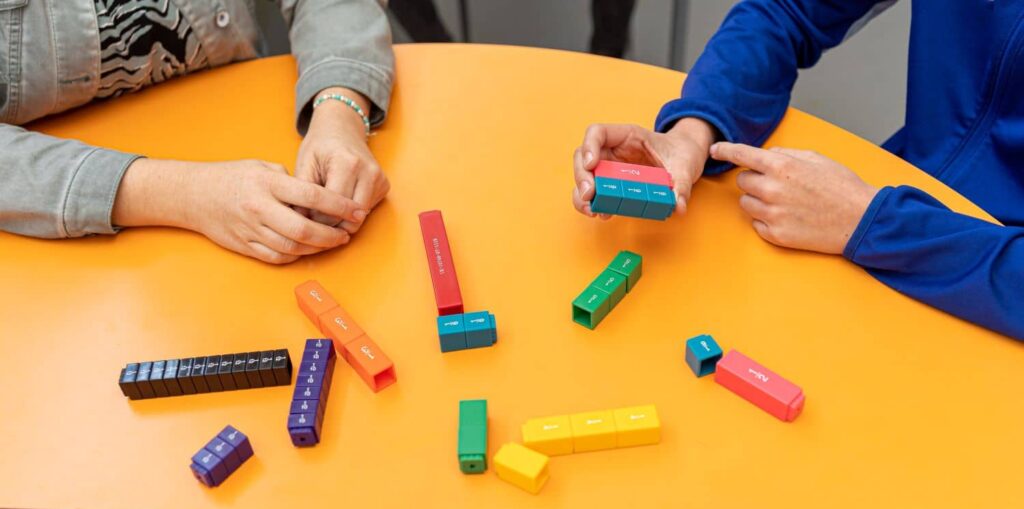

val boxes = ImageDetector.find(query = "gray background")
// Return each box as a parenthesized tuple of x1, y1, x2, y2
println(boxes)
(257, 0, 910, 143)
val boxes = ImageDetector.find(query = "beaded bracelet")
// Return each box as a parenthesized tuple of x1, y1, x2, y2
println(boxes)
(313, 93, 372, 137)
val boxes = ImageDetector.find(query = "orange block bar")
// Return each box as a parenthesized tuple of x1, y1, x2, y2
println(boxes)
(341, 335, 397, 393)
(295, 280, 339, 329)
(319, 306, 365, 346)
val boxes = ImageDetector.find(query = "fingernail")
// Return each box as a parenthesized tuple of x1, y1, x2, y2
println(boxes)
(353, 210, 367, 222)
(580, 181, 591, 195)
(710, 143, 720, 156)
(584, 151, 594, 166)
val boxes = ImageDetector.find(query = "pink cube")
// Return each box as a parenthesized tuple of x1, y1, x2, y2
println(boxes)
(714, 350, 805, 422)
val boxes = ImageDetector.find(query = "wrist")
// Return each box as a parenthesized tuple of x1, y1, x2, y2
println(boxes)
(310, 87, 371, 139)
(667, 117, 717, 152)
(112, 159, 199, 230)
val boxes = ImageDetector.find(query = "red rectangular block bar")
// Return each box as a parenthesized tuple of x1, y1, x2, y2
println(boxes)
(594, 160, 672, 188)
(418, 210, 464, 316)
(715, 350, 805, 422)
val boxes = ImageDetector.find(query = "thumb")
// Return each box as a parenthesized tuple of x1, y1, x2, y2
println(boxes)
(645, 140, 703, 215)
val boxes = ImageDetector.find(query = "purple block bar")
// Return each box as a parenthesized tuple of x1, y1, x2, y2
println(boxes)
(190, 425, 253, 488)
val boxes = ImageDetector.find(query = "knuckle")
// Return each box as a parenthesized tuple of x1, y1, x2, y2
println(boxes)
(291, 222, 314, 243)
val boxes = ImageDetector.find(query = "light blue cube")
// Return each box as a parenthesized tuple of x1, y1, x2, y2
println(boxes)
(437, 314, 468, 352)
(464, 311, 495, 349)
(685, 334, 723, 377)
(591, 177, 624, 214)
(617, 181, 648, 217)
(643, 184, 676, 220)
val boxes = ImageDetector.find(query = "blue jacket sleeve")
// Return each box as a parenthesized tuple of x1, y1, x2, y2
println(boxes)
(656, 0, 889, 174)
(844, 186, 1024, 340)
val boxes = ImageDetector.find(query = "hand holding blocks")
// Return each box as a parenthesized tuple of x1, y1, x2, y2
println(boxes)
(521, 404, 660, 455)
(457, 399, 488, 474)
(590, 160, 676, 220)
(715, 350, 805, 422)
(572, 251, 642, 329)
(295, 281, 396, 392)
(190, 425, 253, 487)
(288, 339, 337, 446)
(493, 443, 550, 494)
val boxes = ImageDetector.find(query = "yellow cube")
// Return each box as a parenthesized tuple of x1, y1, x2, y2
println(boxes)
(493, 443, 550, 494)
(613, 405, 661, 448)
(569, 410, 617, 452)
(521, 415, 574, 456)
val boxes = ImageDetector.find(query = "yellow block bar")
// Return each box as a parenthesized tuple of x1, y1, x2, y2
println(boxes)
(521, 415, 574, 456)
(493, 443, 550, 495)
(569, 410, 617, 453)
(613, 405, 661, 447)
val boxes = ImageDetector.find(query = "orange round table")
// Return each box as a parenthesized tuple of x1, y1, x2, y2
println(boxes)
(2, 44, 1021, 508)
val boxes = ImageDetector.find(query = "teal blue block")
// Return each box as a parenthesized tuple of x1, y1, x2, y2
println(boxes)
(437, 314, 468, 352)
(643, 184, 676, 219)
(685, 334, 723, 377)
(617, 181, 648, 217)
(591, 177, 624, 214)
(465, 311, 496, 349)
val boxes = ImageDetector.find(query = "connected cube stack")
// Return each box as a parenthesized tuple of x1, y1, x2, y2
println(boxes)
(190, 425, 254, 487)
(118, 349, 292, 399)
(295, 280, 397, 392)
(457, 399, 488, 474)
(287, 339, 337, 447)
(590, 160, 676, 220)
(419, 210, 498, 352)
(520, 404, 660, 455)
(572, 250, 642, 329)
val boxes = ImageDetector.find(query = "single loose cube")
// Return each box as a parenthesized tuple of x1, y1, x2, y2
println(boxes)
(590, 269, 627, 308)
(685, 334, 723, 377)
(493, 443, 550, 495)
(457, 400, 488, 474)
(715, 350, 805, 422)
(591, 177, 624, 214)
(643, 184, 676, 220)
(521, 415, 574, 456)
(464, 311, 495, 349)
(572, 287, 611, 329)
(569, 410, 617, 452)
(617, 181, 648, 217)
(437, 314, 468, 352)
(607, 250, 642, 291)
(612, 405, 661, 447)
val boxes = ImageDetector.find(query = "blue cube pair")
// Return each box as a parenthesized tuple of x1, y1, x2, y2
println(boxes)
(437, 311, 497, 353)
(288, 339, 336, 447)
(190, 425, 253, 487)
(591, 177, 676, 220)
(685, 334, 723, 377)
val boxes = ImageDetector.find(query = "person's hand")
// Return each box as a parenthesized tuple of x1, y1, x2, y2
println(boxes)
(710, 142, 880, 254)
(294, 87, 389, 234)
(112, 158, 366, 264)
(572, 117, 716, 218)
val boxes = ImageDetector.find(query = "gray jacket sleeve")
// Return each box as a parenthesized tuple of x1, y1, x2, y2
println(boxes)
(0, 123, 141, 238)
(277, 0, 395, 134)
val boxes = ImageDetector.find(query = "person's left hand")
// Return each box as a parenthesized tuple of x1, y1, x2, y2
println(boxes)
(294, 88, 390, 235)
(709, 142, 880, 254)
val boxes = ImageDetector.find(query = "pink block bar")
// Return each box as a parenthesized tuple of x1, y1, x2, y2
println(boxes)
(593, 160, 672, 187)
(714, 350, 805, 422)
(418, 210, 464, 316)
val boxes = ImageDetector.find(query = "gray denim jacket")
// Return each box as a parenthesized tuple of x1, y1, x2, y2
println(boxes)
(0, 0, 393, 238)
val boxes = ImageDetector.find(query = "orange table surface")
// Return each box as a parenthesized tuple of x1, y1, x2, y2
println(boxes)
(2, 44, 1021, 508)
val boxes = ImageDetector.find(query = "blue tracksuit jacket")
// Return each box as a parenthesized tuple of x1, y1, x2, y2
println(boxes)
(655, 0, 1024, 340)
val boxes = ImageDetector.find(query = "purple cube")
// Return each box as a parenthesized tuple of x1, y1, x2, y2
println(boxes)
(217, 425, 254, 462)
(296, 370, 326, 388)
(293, 384, 326, 403)
(206, 437, 241, 472)
(290, 398, 324, 423)
(191, 448, 228, 487)
(288, 412, 320, 447)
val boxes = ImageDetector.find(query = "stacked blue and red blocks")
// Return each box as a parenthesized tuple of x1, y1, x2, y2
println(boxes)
(590, 160, 677, 220)
(190, 425, 254, 487)
(287, 339, 337, 447)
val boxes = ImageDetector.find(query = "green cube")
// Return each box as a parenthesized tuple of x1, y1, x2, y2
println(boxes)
(458, 400, 488, 474)
(572, 286, 611, 329)
(591, 270, 627, 308)
(607, 250, 643, 291)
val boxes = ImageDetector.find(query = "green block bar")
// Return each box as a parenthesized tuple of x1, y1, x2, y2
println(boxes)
(607, 250, 643, 292)
(572, 286, 611, 329)
(591, 269, 627, 308)
(458, 399, 488, 474)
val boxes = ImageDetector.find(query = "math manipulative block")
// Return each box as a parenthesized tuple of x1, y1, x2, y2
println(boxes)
(190, 425, 253, 487)
(457, 399, 488, 474)
(418, 210, 464, 316)
(493, 443, 550, 495)
(715, 350, 805, 422)
(685, 334, 723, 377)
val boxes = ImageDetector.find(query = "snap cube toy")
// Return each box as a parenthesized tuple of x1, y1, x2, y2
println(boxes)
(572, 250, 642, 329)
(715, 350, 805, 422)
(521, 404, 660, 455)
(590, 160, 676, 220)
(295, 281, 397, 392)
(685, 334, 723, 377)
(457, 399, 488, 474)
(493, 443, 550, 495)
(189, 425, 253, 487)
(418, 210, 464, 316)
(436, 311, 497, 352)
(119, 349, 291, 399)
(288, 339, 337, 447)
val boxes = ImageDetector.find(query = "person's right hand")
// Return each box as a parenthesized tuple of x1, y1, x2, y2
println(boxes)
(572, 117, 717, 218)
(113, 159, 366, 264)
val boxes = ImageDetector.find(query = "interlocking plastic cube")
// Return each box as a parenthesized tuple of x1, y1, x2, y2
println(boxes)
(457, 400, 488, 474)
(685, 334, 723, 377)
(493, 443, 550, 495)
(190, 425, 253, 487)
(569, 410, 617, 453)
(613, 405, 661, 447)
(715, 350, 805, 422)
(521, 415, 574, 456)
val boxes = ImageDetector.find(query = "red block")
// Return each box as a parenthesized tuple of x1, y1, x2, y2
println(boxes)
(593, 160, 672, 188)
(418, 210, 464, 316)
(714, 350, 805, 422)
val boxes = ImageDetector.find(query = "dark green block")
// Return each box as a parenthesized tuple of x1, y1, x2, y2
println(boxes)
(458, 400, 488, 474)
(572, 286, 611, 329)
(607, 250, 642, 292)
(591, 269, 627, 308)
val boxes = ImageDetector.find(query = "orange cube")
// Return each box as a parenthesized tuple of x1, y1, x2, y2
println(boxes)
(295, 280, 339, 329)
(318, 306, 365, 346)
(341, 335, 397, 393)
